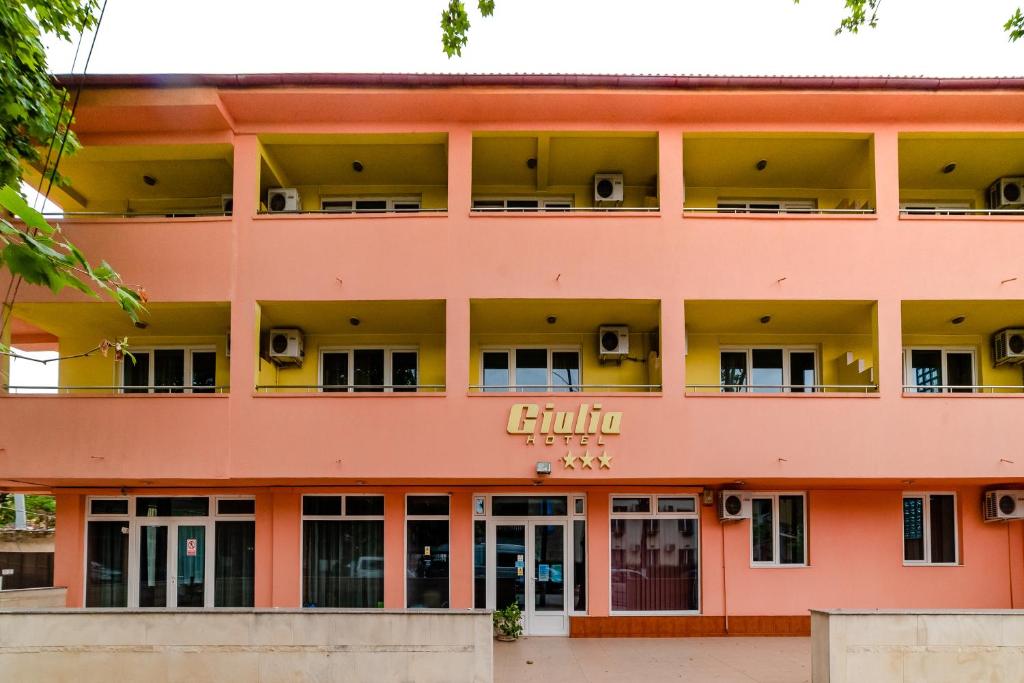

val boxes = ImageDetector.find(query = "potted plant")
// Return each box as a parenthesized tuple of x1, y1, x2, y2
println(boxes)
(493, 603, 523, 641)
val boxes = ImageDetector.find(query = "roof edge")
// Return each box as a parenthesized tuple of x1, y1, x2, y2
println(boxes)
(51, 72, 1024, 91)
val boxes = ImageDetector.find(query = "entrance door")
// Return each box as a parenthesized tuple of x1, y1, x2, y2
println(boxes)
(135, 521, 211, 607)
(493, 521, 567, 635)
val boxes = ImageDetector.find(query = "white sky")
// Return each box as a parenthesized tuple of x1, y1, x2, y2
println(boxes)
(43, 0, 1024, 77)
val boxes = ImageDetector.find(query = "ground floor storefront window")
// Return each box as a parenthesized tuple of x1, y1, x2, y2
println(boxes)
(406, 495, 450, 608)
(610, 495, 699, 613)
(301, 495, 384, 608)
(85, 496, 255, 608)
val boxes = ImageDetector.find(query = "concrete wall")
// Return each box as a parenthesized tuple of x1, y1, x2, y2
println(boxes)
(0, 587, 66, 608)
(0, 609, 492, 683)
(812, 609, 1024, 682)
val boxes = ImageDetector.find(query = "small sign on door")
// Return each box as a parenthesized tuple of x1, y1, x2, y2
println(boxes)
(186, 538, 198, 557)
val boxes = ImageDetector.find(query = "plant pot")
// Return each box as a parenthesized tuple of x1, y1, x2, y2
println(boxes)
(495, 634, 518, 642)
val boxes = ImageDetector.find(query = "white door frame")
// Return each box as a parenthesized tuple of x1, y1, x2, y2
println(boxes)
(488, 518, 569, 636)
(129, 519, 214, 608)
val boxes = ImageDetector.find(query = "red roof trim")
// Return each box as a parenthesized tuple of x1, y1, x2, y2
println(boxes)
(52, 72, 1024, 91)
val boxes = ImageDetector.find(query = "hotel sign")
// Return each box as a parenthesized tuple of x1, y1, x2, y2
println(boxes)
(506, 402, 622, 470)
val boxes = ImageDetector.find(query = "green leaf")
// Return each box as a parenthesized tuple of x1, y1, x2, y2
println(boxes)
(0, 186, 54, 234)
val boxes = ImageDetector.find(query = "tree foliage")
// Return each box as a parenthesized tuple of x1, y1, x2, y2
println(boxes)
(0, 493, 55, 529)
(441, 0, 494, 57)
(0, 0, 99, 190)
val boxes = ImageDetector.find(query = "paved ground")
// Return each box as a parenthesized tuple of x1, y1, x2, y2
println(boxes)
(494, 636, 811, 683)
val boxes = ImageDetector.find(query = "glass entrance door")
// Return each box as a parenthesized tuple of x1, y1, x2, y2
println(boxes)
(492, 521, 567, 635)
(135, 521, 211, 607)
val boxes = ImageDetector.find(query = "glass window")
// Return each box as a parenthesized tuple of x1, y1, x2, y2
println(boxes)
(906, 349, 976, 393)
(482, 351, 510, 392)
(191, 351, 216, 393)
(945, 352, 974, 393)
(353, 349, 385, 392)
(215, 521, 254, 607)
(658, 497, 696, 513)
(303, 496, 342, 517)
(302, 520, 384, 608)
(789, 352, 816, 393)
(138, 524, 168, 607)
(515, 349, 548, 391)
(751, 349, 784, 393)
(346, 496, 385, 516)
(612, 497, 651, 514)
(551, 351, 581, 392)
(217, 499, 255, 515)
(610, 519, 698, 612)
(406, 519, 449, 608)
(135, 497, 209, 517)
(122, 352, 150, 394)
(407, 495, 449, 516)
(90, 499, 129, 515)
(751, 494, 807, 566)
(153, 349, 185, 393)
(474, 520, 486, 609)
(904, 493, 957, 564)
(391, 351, 418, 392)
(322, 352, 349, 392)
(491, 496, 567, 517)
(720, 351, 747, 391)
(573, 519, 586, 611)
(85, 521, 128, 607)
(909, 350, 943, 392)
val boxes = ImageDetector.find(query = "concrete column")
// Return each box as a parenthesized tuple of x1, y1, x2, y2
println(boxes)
(53, 493, 85, 607)
(447, 127, 473, 215)
(658, 126, 685, 213)
(875, 298, 903, 397)
(384, 491, 405, 608)
(270, 492, 300, 607)
(660, 297, 686, 393)
(446, 298, 471, 396)
(449, 491, 474, 609)
(253, 492, 274, 607)
(873, 128, 900, 218)
(586, 492, 610, 616)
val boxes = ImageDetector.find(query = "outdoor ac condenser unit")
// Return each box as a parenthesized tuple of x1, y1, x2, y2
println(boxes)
(988, 177, 1024, 210)
(268, 328, 304, 366)
(718, 491, 752, 521)
(594, 173, 624, 203)
(598, 325, 630, 360)
(983, 490, 1024, 522)
(993, 329, 1024, 366)
(267, 188, 301, 212)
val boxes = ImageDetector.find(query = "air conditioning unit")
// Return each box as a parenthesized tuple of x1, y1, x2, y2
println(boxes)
(268, 328, 304, 365)
(993, 329, 1024, 366)
(221, 194, 233, 214)
(267, 188, 301, 212)
(598, 325, 630, 360)
(718, 491, 752, 522)
(988, 177, 1024, 210)
(594, 173, 624, 203)
(984, 490, 1024, 522)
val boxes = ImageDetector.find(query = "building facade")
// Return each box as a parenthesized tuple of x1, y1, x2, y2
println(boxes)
(3, 73, 1024, 636)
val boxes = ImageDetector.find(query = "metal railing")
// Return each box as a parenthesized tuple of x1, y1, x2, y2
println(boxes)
(902, 385, 1024, 394)
(40, 210, 230, 219)
(683, 207, 875, 215)
(256, 208, 448, 215)
(899, 208, 1024, 216)
(468, 384, 661, 392)
(3, 385, 230, 394)
(470, 206, 659, 213)
(254, 384, 445, 393)
(686, 383, 877, 393)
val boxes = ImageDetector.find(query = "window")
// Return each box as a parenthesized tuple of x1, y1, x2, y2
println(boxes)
(904, 348, 976, 393)
(472, 197, 574, 212)
(900, 202, 971, 215)
(320, 197, 421, 213)
(121, 347, 217, 394)
(481, 348, 581, 392)
(750, 493, 807, 567)
(610, 495, 699, 613)
(903, 493, 958, 565)
(717, 199, 817, 214)
(320, 347, 418, 392)
(406, 495, 450, 608)
(720, 347, 817, 393)
(301, 495, 385, 608)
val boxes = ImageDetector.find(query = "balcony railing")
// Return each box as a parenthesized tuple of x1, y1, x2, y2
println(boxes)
(683, 207, 875, 215)
(255, 208, 448, 215)
(902, 384, 1024, 394)
(255, 384, 445, 393)
(470, 207, 658, 213)
(686, 384, 877, 393)
(468, 384, 661, 392)
(40, 210, 230, 219)
(3, 385, 230, 394)
(899, 209, 1024, 216)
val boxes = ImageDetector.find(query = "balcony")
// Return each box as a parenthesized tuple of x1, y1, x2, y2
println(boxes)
(902, 300, 1024, 394)
(253, 300, 445, 394)
(683, 300, 878, 394)
(4, 302, 231, 395)
(899, 133, 1024, 217)
(682, 133, 875, 216)
(469, 299, 661, 394)
(471, 132, 659, 213)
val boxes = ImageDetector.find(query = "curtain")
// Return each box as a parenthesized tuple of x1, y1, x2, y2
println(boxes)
(85, 521, 128, 607)
(302, 520, 384, 608)
(610, 519, 698, 612)
(215, 521, 255, 607)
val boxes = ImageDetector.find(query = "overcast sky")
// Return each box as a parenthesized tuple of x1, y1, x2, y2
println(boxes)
(44, 0, 1024, 77)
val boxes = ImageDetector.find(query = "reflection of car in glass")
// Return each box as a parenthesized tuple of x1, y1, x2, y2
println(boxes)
(351, 556, 384, 578)
(409, 544, 449, 578)
(495, 543, 526, 579)
(611, 568, 647, 605)
(89, 561, 123, 581)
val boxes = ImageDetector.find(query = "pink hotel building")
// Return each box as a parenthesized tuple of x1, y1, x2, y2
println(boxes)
(3, 73, 1024, 637)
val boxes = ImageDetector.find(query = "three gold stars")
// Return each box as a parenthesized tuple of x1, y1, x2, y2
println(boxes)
(562, 450, 612, 470)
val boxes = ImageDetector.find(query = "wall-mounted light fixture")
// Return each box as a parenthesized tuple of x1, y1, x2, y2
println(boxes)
(526, 157, 537, 169)
(142, 175, 158, 186)
(349, 317, 361, 326)
(755, 159, 768, 171)
(546, 315, 557, 325)
(536, 461, 552, 476)
(352, 161, 364, 172)
(951, 315, 966, 325)
(942, 162, 957, 174)
(759, 315, 772, 324)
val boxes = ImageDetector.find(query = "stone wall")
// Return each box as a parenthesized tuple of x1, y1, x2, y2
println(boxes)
(0, 587, 66, 608)
(0, 609, 493, 682)
(812, 609, 1024, 682)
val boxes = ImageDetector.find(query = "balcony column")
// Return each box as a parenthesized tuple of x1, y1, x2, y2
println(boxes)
(586, 492, 610, 616)
(446, 298, 470, 396)
(873, 128, 900, 217)
(447, 127, 473, 215)
(52, 493, 85, 607)
(658, 126, 685, 214)
(228, 135, 262, 402)
(660, 299, 685, 392)
(448, 491, 474, 608)
(253, 492, 274, 607)
(384, 492, 405, 608)
(875, 299, 903, 398)
(270, 492, 301, 607)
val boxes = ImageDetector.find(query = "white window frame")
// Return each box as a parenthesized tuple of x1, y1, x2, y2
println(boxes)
(717, 199, 817, 214)
(320, 196, 421, 213)
(318, 346, 419, 392)
(472, 197, 575, 211)
(901, 492, 959, 566)
(900, 202, 971, 215)
(83, 494, 255, 609)
(608, 494, 700, 616)
(718, 345, 819, 393)
(902, 346, 977, 393)
(749, 492, 808, 568)
(404, 493, 451, 609)
(479, 346, 583, 392)
(118, 345, 217, 393)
